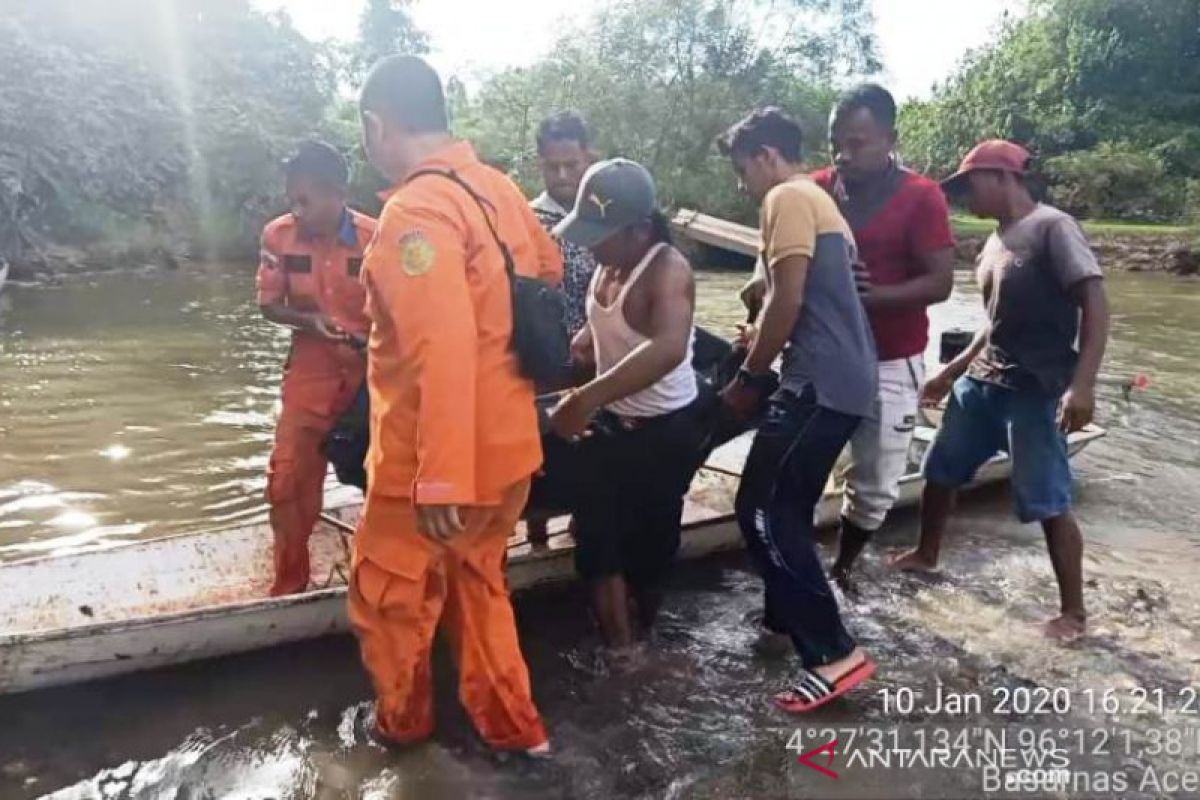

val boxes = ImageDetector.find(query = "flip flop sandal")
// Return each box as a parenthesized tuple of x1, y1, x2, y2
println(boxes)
(773, 658, 877, 715)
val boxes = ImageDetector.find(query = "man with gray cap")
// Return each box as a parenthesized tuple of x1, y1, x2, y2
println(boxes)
(528, 158, 714, 663)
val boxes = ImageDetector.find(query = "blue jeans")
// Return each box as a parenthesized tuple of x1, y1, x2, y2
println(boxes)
(923, 377, 1073, 523)
(735, 387, 861, 668)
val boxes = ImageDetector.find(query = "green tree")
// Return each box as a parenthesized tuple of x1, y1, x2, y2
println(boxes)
(898, 0, 1200, 220)
(457, 0, 878, 223)
(0, 0, 338, 270)
(348, 0, 429, 84)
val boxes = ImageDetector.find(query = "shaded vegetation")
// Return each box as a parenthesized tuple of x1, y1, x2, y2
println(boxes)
(899, 0, 1200, 224)
(3, 0, 1196, 280)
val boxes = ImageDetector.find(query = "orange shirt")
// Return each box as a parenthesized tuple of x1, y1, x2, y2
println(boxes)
(257, 208, 376, 339)
(360, 141, 563, 507)
(258, 209, 376, 417)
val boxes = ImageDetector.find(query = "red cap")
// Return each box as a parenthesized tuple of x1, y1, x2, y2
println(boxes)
(941, 139, 1031, 193)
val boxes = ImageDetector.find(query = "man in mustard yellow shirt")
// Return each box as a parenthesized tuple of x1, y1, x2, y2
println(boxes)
(718, 107, 878, 714)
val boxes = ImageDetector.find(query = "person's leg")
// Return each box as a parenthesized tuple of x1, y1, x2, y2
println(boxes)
(442, 479, 549, 751)
(1042, 514, 1086, 639)
(735, 398, 799, 637)
(891, 481, 958, 571)
(893, 377, 1005, 572)
(347, 495, 443, 744)
(764, 403, 867, 678)
(1005, 390, 1085, 639)
(267, 406, 330, 596)
(297, 420, 333, 542)
(623, 493, 684, 635)
(582, 478, 635, 652)
(834, 358, 923, 583)
(623, 406, 708, 635)
(738, 390, 864, 678)
(590, 575, 637, 650)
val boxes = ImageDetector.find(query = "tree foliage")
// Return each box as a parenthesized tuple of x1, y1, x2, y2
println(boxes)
(1, 0, 880, 270)
(898, 0, 1200, 220)
(455, 0, 878, 222)
(347, 0, 429, 85)
(0, 0, 403, 269)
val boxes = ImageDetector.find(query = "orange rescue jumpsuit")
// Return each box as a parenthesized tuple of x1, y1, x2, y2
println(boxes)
(353, 141, 563, 750)
(258, 209, 376, 596)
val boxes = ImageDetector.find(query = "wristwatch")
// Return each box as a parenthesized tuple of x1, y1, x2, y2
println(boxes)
(736, 367, 775, 393)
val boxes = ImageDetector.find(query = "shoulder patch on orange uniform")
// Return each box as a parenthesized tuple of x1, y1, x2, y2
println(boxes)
(399, 231, 436, 276)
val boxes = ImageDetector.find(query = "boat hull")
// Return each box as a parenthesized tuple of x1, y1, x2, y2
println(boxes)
(0, 427, 1105, 694)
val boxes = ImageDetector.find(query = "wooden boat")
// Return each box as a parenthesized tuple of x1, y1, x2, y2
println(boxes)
(671, 209, 759, 258)
(0, 424, 1105, 695)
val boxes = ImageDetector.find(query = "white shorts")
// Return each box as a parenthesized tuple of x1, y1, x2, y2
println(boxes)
(839, 356, 925, 531)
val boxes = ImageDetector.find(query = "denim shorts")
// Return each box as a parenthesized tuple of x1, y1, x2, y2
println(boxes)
(922, 377, 1073, 523)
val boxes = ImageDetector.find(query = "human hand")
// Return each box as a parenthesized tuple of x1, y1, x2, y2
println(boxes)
(920, 369, 955, 408)
(852, 260, 872, 298)
(734, 323, 758, 350)
(416, 504, 465, 540)
(720, 379, 761, 423)
(309, 314, 347, 342)
(739, 276, 767, 318)
(549, 389, 597, 440)
(1059, 383, 1095, 433)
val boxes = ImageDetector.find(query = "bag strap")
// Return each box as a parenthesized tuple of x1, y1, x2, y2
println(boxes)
(407, 168, 517, 277)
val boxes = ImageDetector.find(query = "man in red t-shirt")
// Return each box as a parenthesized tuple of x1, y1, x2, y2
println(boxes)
(746, 84, 956, 585)
(822, 84, 956, 583)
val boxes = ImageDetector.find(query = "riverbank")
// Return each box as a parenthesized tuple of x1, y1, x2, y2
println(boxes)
(953, 216, 1199, 274)
(8, 214, 1195, 287)
(3, 216, 256, 286)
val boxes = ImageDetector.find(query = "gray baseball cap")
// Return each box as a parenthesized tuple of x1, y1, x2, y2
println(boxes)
(553, 158, 657, 248)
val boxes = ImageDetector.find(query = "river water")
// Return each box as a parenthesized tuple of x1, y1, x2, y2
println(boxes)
(1, 266, 1200, 798)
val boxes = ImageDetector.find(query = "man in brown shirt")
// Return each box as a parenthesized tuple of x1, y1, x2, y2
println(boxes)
(894, 140, 1110, 643)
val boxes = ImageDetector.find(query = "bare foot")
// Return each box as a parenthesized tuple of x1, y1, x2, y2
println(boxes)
(811, 647, 868, 684)
(606, 643, 648, 674)
(1043, 614, 1087, 642)
(890, 549, 939, 573)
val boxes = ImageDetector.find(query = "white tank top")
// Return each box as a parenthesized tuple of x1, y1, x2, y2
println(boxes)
(586, 242, 698, 418)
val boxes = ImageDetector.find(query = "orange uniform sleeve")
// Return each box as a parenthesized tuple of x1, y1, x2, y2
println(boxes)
(256, 224, 287, 306)
(373, 203, 478, 505)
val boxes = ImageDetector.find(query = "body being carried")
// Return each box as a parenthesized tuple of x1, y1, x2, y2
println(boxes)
(531, 159, 713, 664)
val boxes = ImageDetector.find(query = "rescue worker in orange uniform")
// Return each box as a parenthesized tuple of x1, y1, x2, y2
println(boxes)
(258, 141, 376, 597)
(353, 55, 563, 755)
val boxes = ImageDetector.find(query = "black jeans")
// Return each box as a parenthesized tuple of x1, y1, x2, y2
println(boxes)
(735, 386, 862, 668)
(530, 391, 716, 591)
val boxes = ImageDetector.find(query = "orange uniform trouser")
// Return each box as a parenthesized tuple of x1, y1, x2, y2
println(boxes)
(266, 401, 339, 596)
(348, 479, 548, 750)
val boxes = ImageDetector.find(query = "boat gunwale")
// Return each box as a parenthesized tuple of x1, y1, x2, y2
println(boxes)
(0, 511, 744, 648)
(0, 426, 1105, 647)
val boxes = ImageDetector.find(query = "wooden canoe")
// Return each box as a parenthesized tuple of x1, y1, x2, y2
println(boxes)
(671, 210, 759, 258)
(0, 425, 1105, 695)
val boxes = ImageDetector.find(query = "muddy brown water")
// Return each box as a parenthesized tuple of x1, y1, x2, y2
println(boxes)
(1, 266, 1200, 799)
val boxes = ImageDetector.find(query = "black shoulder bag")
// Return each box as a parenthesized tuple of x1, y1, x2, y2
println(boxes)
(409, 168, 571, 383)
(323, 170, 573, 492)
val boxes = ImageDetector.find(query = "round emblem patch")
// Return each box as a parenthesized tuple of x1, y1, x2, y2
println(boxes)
(399, 231, 436, 276)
